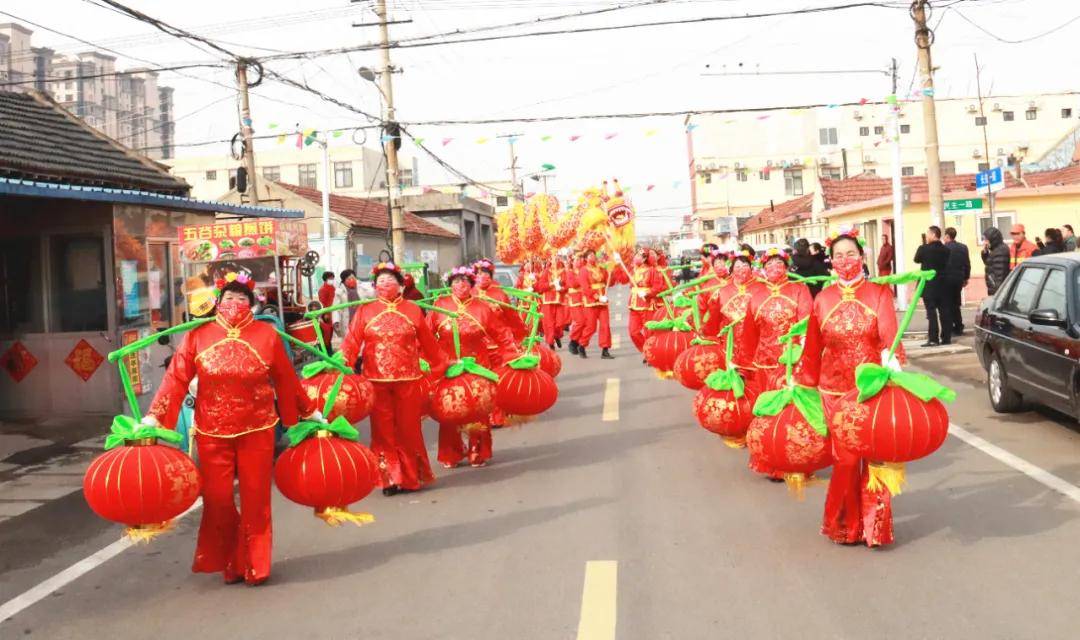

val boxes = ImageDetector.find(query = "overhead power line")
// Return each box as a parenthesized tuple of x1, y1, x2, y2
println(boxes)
(0, 63, 230, 88)
(953, 8, 1080, 44)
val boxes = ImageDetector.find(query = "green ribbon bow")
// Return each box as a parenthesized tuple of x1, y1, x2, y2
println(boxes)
(690, 337, 718, 346)
(777, 344, 804, 366)
(103, 415, 183, 450)
(704, 368, 746, 399)
(419, 358, 431, 373)
(645, 315, 693, 332)
(673, 295, 695, 309)
(752, 384, 827, 437)
(854, 363, 957, 404)
(286, 415, 360, 448)
(445, 356, 500, 382)
(508, 354, 541, 370)
(302, 352, 348, 379)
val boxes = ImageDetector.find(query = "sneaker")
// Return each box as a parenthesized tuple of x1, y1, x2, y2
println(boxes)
(601, 348, 614, 360)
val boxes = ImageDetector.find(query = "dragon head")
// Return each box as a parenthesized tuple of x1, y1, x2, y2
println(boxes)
(605, 179, 634, 229)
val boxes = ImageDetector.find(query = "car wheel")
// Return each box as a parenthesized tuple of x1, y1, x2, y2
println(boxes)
(988, 354, 1022, 413)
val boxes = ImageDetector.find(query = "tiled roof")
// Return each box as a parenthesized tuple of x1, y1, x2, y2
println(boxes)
(276, 182, 459, 239)
(1022, 163, 1080, 187)
(0, 90, 188, 195)
(820, 172, 1022, 209)
(741, 193, 814, 233)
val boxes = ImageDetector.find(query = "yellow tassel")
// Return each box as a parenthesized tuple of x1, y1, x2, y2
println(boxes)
(866, 462, 906, 496)
(460, 422, 488, 433)
(124, 520, 175, 544)
(314, 507, 375, 528)
(654, 370, 675, 380)
(721, 436, 746, 449)
(505, 414, 536, 427)
(783, 473, 822, 501)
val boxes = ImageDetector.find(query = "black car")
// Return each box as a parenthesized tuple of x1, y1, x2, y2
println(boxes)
(974, 253, 1080, 420)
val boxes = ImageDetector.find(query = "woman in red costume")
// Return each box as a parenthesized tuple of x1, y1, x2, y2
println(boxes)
(627, 248, 665, 353)
(340, 262, 447, 496)
(804, 233, 904, 547)
(700, 248, 764, 385)
(534, 257, 567, 349)
(145, 274, 306, 585)
(696, 250, 731, 323)
(429, 267, 518, 467)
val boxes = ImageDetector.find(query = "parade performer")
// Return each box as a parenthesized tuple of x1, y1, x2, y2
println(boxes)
(696, 250, 731, 323)
(429, 267, 518, 467)
(577, 249, 614, 359)
(473, 259, 528, 343)
(144, 273, 307, 585)
(627, 248, 665, 352)
(340, 262, 447, 495)
(317, 272, 337, 354)
(535, 257, 567, 349)
(803, 232, 905, 547)
(566, 255, 586, 355)
(700, 248, 763, 384)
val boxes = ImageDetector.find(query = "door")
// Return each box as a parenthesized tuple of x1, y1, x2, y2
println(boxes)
(993, 264, 1047, 397)
(1024, 267, 1074, 412)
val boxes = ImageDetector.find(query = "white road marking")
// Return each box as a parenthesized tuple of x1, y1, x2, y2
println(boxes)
(613, 313, 623, 322)
(602, 378, 620, 422)
(949, 424, 1080, 504)
(576, 561, 618, 640)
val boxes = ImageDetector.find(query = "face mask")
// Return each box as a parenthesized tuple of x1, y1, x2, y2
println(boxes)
(217, 297, 252, 326)
(475, 272, 492, 288)
(586, 255, 597, 265)
(451, 279, 472, 299)
(632, 255, 645, 266)
(345, 277, 357, 289)
(732, 261, 752, 284)
(764, 260, 788, 284)
(375, 279, 401, 299)
(832, 255, 864, 281)
(714, 261, 730, 278)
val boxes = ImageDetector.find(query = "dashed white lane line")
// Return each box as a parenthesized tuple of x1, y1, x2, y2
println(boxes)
(949, 424, 1080, 504)
(576, 561, 618, 640)
(602, 378, 620, 422)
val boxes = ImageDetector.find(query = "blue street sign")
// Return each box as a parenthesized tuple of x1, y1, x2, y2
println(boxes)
(976, 167, 1004, 194)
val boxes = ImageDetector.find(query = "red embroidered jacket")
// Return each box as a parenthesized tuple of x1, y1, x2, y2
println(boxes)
(477, 283, 528, 340)
(428, 295, 518, 366)
(743, 279, 814, 378)
(628, 265, 665, 312)
(578, 264, 610, 307)
(339, 296, 446, 383)
(700, 280, 765, 369)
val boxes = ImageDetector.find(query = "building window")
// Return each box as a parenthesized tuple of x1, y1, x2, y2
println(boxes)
(703, 173, 712, 184)
(735, 169, 748, 182)
(975, 116, 987, 126)
(784, 169, 804, 196)
(865, 169, 877, 175)
(874, 126, 884, 135)
(333, 161, 353, 188)
(1003, 111, 1014, 121)
(1026, 108, 1037, 120)
(702, 220, 715, 231)
(978, 162, 991, 172)
(399, 168, 415, 187)
(50, 234, 107, 332)
(205, 170, 217, 181)
(940, 161, 956, 176)
(262, 166, 280, 181)
(0, 238, 44, 333)
(758, 170, 771, 181)
(900, 124, 911, 134)
(298, 163, 317, 188)
(495, 195, 509, 207)
(859, 126, 869, 137)
(818, 127, 838, 145)
(901, 166, 915, 176)
(823, 168, 843, 180)
(1063, 108, 1073, 119)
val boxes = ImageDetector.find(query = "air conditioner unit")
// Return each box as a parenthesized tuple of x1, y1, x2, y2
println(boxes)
(766, 160, 774, 168)
(853, 110, 863, 120)
(992, 103, 1002, 112)
(1028, 101, 1038, 109)
(972, 148, 983, 158)
(967, 104, 978, 113)
(863, 154, 874, 163)
(819, 156, 830, 165)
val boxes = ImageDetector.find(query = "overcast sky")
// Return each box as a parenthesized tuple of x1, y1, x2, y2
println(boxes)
(3, 0, 1074, 233)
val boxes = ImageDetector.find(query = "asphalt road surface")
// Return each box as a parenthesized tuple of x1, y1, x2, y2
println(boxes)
(2, 290, 1080, 639)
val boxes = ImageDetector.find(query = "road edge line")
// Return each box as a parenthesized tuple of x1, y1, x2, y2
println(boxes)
(950, 424, 1080, 504)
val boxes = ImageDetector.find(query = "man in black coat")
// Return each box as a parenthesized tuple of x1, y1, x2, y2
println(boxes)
(943, 227, 971, 335)
(981, 227, 1011, 295)
(913, 225, 952, 346)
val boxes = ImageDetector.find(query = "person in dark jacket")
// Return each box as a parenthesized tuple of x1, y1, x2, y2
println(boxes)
(876, 234, 895, 276)
(791, 238, 829, 297)
(913, 225, 952, 346)
(1034, 227, 1065, 255)
(981, 227, 1011, 296)
(943, 227, 970, 335)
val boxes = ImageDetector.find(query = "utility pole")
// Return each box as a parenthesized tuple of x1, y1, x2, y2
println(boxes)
(499, 133, 523, 200)
(974, 53, 995, 220)
(317, 132, 332, 271)
(236, 59, 259, 204)
(375, 0, 405, 265)
(912, 0, 943, 227)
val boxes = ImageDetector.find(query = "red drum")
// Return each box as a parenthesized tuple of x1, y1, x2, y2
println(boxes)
(287, 320, 318, 345)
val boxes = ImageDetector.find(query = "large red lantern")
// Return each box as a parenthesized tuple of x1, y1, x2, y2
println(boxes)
(416, 371, 435, 419)
(643, 329, 693, 379)
(275, 431, 380, 526)
(495, 365, 558, 417)
(746, 404, 832, 498)
(535, 342, 562, 378)
(692, 386, 754, 448)
(83, 439, 201, 540)
(300, 373, 374, 424)
(431, 373, 497, 427)
(674, 342, 726, 390)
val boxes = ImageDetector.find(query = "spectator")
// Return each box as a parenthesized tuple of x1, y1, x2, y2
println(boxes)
(876, 233, 895, 276)
(335, 269, 361, 335)
(1008, 224, 1038, 268)
(791, 238, 829, 297)
(1034, 227, 1065, 255)
(402, 273, 425, 302)
(913, 225, 952, 347)
(981, 227, 1010, 295)
(810, 242, 830, 271)
(943, 227, 970, 336)
(1063, 224, 1077, 252)
(317, 271, 336, 354)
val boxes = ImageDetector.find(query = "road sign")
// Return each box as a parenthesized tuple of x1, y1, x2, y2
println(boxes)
(944, 198, 983, 212)
(976, 167, 1004, 194)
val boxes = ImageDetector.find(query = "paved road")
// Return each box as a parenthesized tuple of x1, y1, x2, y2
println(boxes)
(2, 292, 1080, 639)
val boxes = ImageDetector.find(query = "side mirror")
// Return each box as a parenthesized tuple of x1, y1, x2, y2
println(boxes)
(1029, 308, 1067, 327)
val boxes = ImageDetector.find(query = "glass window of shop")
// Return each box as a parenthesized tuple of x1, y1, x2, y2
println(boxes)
(49, 234, 108, 332)
(0, 238, 45, 334)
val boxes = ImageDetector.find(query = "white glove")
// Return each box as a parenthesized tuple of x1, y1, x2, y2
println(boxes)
(140, 415, 160, 427)
(304, 410, 327, 423)
(880, 349, 902, 372)
(599, 295, 609, 304)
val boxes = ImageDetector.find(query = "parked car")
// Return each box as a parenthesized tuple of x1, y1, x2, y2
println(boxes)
(494, 263, 519, 288)
(974, 253, 1080, 420)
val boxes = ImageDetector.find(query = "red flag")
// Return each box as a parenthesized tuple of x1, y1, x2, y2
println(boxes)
(442, 137, 453, 146)
(646, 185, 655, 191)
(569, 135, 581, 142)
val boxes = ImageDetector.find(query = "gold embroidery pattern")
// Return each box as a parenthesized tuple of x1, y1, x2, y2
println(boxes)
(830, 397, 870, 453)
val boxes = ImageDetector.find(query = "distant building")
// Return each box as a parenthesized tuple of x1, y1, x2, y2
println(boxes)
(0, 22, 174, 160)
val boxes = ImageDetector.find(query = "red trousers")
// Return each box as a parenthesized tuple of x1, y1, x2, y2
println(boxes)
(628, 309, 651, 352)
(568, 305, 585, 343)
(578, 305, 612, 349)
(821, 394, 894, 546)
(193, 428, 275, 584)
(438, 424, 492, 467)
(558, 305, 571, 331)
(370, 379, 435, 490)
(541, 303, 564, 347)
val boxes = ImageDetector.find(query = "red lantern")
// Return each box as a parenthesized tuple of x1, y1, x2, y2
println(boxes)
(416, 372, 435, 419)
(430, 374, 497, 426)
(300, 373, 374, 424)
(83, 440, 201, 538)
(746, 405, 832, 498)
(535, 342, 562, 378)
(692, 386, 754, 448)
(274, 432, 380, 526)
(643, 329, 693, 378)
(495, 366, 558, 416)
(674, 343, 726, 390)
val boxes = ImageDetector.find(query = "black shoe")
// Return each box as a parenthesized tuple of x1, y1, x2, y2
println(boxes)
(579, 347, 588, 359)
(382, 485, 401, 497)
(920, 341, 940, 348)
(555, 337, 562, 349)
(601, 348, 614, 359)
(941, 340, 952, 346)
(642, 358, 648, 365)
(569, 340, 579, 355)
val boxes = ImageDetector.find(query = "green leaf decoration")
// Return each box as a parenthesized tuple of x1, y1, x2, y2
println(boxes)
(104, 415, 183, 450)
(752, 385, 827, 437)
(854, 363, 957, 404)
(286, 416, 360, 448)
(302, 351, 347, 379)
(645, 316, 693, 332)
(777, 344, 804, 366)
(445, 356, 500, 382)
(419, 358, 431, 373)
(704, 368, 746, 398)
(690, 337, 718, 346)
(508, 354, 541, 370)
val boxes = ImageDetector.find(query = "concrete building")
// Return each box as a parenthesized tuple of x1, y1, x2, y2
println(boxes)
(687, 92, 1080, 244)
(0, 22, 175, 160)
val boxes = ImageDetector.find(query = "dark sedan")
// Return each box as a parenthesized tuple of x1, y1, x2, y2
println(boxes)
(974, 253, 1080, 420)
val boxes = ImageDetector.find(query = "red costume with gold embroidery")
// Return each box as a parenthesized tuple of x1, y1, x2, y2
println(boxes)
(700, 278, 764, 378)
(535, 261, 567, 349)
(340, 295, 446, 490)
(804, 278, 904, 547)
(565, 259, 585, 346)
(577, 260, 612, 350)
(149, 310, 304, 584)
(745, 279, 814, 392)
(627, 262, 664, 352)
(429, 293, 517, 466)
